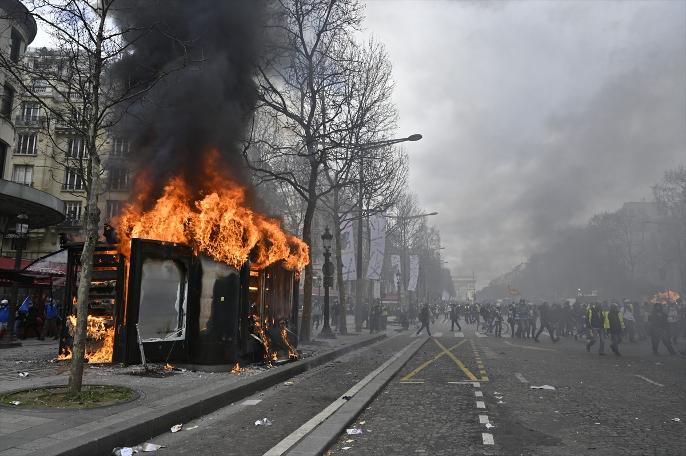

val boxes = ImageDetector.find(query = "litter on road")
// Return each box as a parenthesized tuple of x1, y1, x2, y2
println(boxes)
(283, 381, 294, 386)
(185, 425, 199, 430)
(18, 372, 29, 377)
(255, 418, 273, 426)
(9, 400, 21, 405)
(671, 418, 681, 422)
(346, 428, 363, 435)
(530, 385, 556, 390)
(170, 424, 183, 433)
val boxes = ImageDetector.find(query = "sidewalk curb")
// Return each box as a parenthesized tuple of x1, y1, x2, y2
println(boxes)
(285, 336, 429, 456)
(33, 333, 387, 456)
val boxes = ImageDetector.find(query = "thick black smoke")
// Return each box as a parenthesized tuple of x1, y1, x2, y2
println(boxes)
(112, 0, 269, 204)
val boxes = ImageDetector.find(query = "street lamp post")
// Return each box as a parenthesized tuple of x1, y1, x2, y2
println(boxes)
(354, 134, 422, 333)
(320, 227, 335, 338)
(0, 213, 29, 348)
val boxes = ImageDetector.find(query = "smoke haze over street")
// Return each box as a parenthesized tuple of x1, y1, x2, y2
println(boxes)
(363, 0, 686, 284)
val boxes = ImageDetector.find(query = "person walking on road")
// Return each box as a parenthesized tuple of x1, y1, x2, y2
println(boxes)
(450, 304, 462, 332)
(586, 302, 606, 355)
(608, 303, 624, 356)
(416, 304, 432, 336)
(534, 302, 559, 343)
(648, 303, 676, 355)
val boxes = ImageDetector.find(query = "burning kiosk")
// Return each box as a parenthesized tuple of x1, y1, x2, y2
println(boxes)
(60, 158, 308, 366)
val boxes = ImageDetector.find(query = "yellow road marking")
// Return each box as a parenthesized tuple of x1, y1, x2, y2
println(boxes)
(432, 337, 478, 382)
(401, 339, 468, 381)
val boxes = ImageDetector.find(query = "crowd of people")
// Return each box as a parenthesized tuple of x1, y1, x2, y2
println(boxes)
(0, 295, 61, 340)
(413, 297, 685, 356)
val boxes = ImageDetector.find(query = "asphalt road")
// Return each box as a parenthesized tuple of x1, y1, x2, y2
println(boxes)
(140, 318, 685, 456)
(141, 332, 413, 456)
(327, 319, 686, 456)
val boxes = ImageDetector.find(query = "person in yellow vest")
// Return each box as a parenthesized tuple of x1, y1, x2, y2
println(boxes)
(608, 303, 625, 356)
(586, 302, 605, 355)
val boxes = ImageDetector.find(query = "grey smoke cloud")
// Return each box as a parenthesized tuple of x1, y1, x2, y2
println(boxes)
(363, 0, 686, 285)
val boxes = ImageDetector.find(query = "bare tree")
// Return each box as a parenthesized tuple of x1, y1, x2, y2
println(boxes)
(246, 0, 363, 341)
(0, 0, 182, 394)
(653, 166, 686, 298)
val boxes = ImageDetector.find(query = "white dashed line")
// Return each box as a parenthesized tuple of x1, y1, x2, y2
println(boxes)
(479, 415, 490, 424)
(515, 372, 528, 384)
(400, 381, 425, 384)
(476, 401, 486, 409)
(474, 391, 483, 397)
(242, 399, 262, 406)
(472, 382, 480, 388)
(482, 433, 494, 445)
(634, 375, 664, 387)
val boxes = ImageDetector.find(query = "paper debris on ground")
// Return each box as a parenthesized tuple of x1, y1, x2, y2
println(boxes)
(9, 400, 21, 405)
(497, 400, 505, 404)
(485, 423, 495, 429)
(530, 385, 556, 390)
(138, 443, 163, 452)
(346, 428, 363, 435)
(170, 424, 183, 433)
(342, 447, 352, 450)
(18, 372, 29, 377)
(284, 381, 294, 386)
(359, 421, 366, 425)
(255, 418, 272, 426)
(185, 425, 199, 430)
(345, 439, 354, 443)
(112, 448, 134, 456)
(672, 418, 681, 422)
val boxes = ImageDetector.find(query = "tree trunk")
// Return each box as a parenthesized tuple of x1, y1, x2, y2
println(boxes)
(68, 162, 101, 395)
(299, 160, 319, 342)
(332, 191, 347, 334)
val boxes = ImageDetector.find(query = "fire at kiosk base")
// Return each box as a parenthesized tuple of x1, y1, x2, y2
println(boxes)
(59, 238, 300, 366)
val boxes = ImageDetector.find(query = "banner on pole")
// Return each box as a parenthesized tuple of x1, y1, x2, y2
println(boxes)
(407, 255, 419, 292)
(366, 215, 386, 280)
(340, 220, 356, 281)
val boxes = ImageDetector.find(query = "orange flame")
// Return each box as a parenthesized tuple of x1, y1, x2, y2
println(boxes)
(280, 324, 299, 360)
(164, 363, 174, 371)
(57, 315, 114, 363)
(230, 362, 242, 373)
(115, 150, 309, 271)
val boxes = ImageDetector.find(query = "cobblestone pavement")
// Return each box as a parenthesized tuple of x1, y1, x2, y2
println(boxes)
(130, 333, 413, 456)
(327, 320, 686, 456)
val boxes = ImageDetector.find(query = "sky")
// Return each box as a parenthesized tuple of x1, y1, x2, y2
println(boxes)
(361, 0, 686, 286)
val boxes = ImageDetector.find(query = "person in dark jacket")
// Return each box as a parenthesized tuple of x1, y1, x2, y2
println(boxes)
(608, 303, 624, 356)
(450, 304, 461, 332)
(586, 302, 606, 355)
(534, 302, 559, 343)
(416, 304, 431, 336)
(648, 303, 675, 355)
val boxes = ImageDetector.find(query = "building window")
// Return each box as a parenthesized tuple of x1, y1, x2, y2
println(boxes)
(32, 79, 50, 93)
(10, 29, 23, 63)
(67, 137, 87, 158)
(21, 102, 41, 122)
(12, 164, 33, 186)
(64, 167, 84, 190)
(16, 134, 37, 155)
(106, 200, 123, 221)
(64, 201, 82, 225)
(1, 84, 14, 118)
(111, 138, 130, 157)
(108, 167, 130, 191)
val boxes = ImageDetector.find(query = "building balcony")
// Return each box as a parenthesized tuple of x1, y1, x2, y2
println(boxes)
(14, 115, 46, 128)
